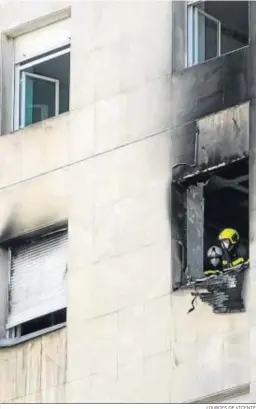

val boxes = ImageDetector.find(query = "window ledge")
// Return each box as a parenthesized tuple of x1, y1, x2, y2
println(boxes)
(0, 322, 66, 348)
(4, 7, 71, 38)
(184, 44, 249, 72)
(12, 109, 70, 135)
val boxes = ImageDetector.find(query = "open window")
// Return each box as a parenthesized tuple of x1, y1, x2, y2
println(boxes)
(187, 1, 249, 67)
(172, 158, 249, 288)
(6, 228, 68, 339)
(13, 18, 71, 130)
(15, 46, 70, 129)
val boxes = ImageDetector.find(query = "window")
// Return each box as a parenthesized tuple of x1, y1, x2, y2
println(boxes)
(187, 1, 248, 67)
(172, 158, 249, 287)
(14, 18, 71, 130)
(6, 228, 68, 338)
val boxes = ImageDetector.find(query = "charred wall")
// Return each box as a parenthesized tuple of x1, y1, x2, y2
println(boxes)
(0, 168, 69, 244)
(170, 2, 254, 288)
(171, 183, 187, 288)
(171, 44, 254, 129)
(171, 44, 252, 181)
(171, 39, 253, 181)
(172, 102, 249, 181)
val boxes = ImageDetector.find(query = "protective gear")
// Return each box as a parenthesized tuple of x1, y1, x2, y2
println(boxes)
(204, 245, 223, 276)
(218, 228, 247, 268)
(218, 228, 239, 251)
(207, 245, 223, 267)
(223, 257, 245, 267)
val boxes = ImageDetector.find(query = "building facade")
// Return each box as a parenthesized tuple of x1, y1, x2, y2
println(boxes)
(0, 0, 254, 403)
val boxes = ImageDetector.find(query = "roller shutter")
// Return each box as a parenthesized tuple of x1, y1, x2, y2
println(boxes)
(6, 229, 67, 330)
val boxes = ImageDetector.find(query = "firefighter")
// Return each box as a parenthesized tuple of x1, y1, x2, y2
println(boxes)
(218, 228, 248, 268)
(204, 245, 223, 276)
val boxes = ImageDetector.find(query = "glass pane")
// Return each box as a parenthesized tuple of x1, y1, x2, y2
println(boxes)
(25, 53, 70, 115)
(198, 12, 218, 63)
(22, 73, 56, 127)
(221, 29, 246, 55)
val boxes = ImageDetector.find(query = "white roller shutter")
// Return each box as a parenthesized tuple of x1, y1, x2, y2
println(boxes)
(14, 18, 71, 63)
(6, 229, 67, 330)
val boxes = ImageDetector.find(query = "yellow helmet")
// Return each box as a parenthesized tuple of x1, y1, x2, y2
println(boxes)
(218, 228, 239, 250)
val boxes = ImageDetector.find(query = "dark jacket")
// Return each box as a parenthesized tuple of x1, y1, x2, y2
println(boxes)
(222, 242, 248, 268)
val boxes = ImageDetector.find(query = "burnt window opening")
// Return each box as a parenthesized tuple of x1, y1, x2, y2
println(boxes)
(204, 158, 249, 271)
(172, 158, 249, 289)
(9, 308, 66, 338)
(187, 1, 249, 67)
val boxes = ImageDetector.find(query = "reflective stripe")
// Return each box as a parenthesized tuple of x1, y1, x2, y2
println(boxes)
(7, 230, 67, 329)
(223, 258, 245, 267)
(232, 257, 244, 266)
(204, 270, 219, 275)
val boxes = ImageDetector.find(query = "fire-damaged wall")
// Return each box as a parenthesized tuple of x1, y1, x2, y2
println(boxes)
(1, 0, 256, 404)
(171, 103, 249, 288)
(172, 102, 249, 181)
(0, 167, 69, 243)
(169, 2, 253, 395)
(171, 30, 255, 181)
(170, 18, 251, 288)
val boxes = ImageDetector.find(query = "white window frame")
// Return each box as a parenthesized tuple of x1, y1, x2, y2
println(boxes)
(20, 71, 59, 129)
(14, 46, 70, 131)
(187, 2, 221, 67)
(187, 0, 203, 4)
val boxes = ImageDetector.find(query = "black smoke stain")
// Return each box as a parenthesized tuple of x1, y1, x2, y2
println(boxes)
(0, 214, 18, 245)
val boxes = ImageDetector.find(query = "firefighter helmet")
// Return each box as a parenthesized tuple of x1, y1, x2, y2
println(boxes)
(218, 228, 239, 250)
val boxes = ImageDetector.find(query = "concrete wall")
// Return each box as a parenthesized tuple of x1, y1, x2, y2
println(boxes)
(0, 0, 254, 404)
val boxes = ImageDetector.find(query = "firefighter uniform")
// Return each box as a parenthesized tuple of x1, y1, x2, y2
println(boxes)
(218, 228, 248, 268)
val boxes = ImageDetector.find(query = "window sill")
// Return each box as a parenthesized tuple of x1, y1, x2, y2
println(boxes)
(13, 110, 70, 134)
(0, 322, 66, 348)
(184, 44, 249, 72)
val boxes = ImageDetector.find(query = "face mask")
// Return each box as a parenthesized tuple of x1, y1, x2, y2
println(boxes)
(222, 239, 230, 249)
(211, 257, 220, 267)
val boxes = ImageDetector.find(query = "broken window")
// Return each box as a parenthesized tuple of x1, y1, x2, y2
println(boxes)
(6, 228, 68, 339)
(187, 1, 249, 66)
(172, 158, 249, 288)
(13, 18, 71, 130)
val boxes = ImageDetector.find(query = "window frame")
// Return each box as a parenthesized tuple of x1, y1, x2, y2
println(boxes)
(187, 2, 222, 67)
(6, 309, 67, 340)
(20, 71, 60, 128)
(14, 45, 70, 131)
(5, 227, 68, 339)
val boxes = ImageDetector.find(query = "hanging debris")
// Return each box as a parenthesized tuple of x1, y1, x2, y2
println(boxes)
(177, 261, 249, 314)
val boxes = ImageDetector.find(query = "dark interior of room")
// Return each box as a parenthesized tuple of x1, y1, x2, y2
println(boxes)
(196, 0, 249, 61)
(203, 158, 249, 268)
